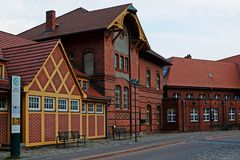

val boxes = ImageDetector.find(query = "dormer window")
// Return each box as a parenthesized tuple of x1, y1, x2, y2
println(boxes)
(82, 81, 87, 91)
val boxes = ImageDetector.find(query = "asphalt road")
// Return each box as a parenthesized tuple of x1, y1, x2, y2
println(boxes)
(16, 130, 240, 160)
(102, 133, 240, 160)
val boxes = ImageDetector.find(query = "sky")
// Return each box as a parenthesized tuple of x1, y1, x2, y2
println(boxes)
(0, 0, 240, 60)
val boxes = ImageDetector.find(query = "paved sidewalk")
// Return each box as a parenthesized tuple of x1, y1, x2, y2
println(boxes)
(1, 130, 239, 160)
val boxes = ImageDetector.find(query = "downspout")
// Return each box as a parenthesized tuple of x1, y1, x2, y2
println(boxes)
(105, 101, 111, 139)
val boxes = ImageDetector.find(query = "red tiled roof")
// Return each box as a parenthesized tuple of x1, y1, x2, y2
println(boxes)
(0, 31, 35, 49)
(73, 67, 90, 79)
(19, 4, 131, 40)
(166, 57, 240, 89)
(3, 40, 58, 86)
(87, 85, 108, 100)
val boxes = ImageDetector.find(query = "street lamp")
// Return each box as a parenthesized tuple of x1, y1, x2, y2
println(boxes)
(130, 79, 140, 142)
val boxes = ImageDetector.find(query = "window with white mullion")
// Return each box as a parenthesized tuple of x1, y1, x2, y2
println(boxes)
(71, 100, 79, 112)
(213, 108, 218, 121)
(88, 103, 94, 113)
(28, 96, 40, 111)
(44, 97, 55, 111)
(167, 109, 176, 123)
(203, 108, 210, 121)
(229, 108, 235, 121)
(190, 108, 198, 122)
(58, 99, 68, 111)
(96, 104, 103, 113)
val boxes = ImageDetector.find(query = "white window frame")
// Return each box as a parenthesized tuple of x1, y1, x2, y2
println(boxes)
(203, 108, 210, 122)
(71, 100, 79, 112)
(167, 109, 176, 123)
(123, 87, 129, 110)
(96, 104, 103, 114)
(28, 96, 40, 111)
(0, 97, 7, 111)
(82, 81, 87, 90)
(44, 97, 55, 111)
(88, 103, 94, 113)
(190, 108, 198, 122)
(58, 99, 68, 112)
(229, 108, 235, 121)
(213, 108, 218, 122)
(82, 102, 86, 113)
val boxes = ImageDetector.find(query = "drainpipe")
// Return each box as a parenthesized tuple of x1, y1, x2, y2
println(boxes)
(105, 101, 111, 139)
(128, 31, 132, 138)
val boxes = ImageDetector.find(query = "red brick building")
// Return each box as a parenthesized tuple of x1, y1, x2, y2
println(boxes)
(0, 31, 109, 147)
(163, 56, 240, 132)
(19, 4, 170, 135)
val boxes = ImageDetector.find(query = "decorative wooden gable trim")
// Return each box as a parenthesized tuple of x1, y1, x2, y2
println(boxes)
(24, 40, 87, 98)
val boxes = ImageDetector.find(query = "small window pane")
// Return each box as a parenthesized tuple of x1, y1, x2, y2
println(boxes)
(71, 100, 79, 112)
(82, 102, 86, 113)
(29, 96, 40, 111)
(120, 56, 124, 69)
(88, 103, 94, 113)
(96, 104, 103, 113)
(125, 58, 129, 71)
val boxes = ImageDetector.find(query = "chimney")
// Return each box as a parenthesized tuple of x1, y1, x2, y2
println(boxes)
(46, 10, 56, 31)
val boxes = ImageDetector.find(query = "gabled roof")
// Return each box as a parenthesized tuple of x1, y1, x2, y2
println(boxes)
(165, 57, 240, 89)
(19, 4, 131, 40)
(0, 31, 35, 49)
(140, 50, 171, 66)
(3, 40, 58, 86)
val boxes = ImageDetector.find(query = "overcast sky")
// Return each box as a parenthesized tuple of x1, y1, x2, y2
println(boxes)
(0, 0, 240, 60)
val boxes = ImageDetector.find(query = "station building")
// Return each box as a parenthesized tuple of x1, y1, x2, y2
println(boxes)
(0, 31, 109, 147)
(163, 56, 240, 132)
(19, 4, 171, 135)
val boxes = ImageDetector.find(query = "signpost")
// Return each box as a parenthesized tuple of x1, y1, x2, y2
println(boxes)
(11, 75, 21, 158)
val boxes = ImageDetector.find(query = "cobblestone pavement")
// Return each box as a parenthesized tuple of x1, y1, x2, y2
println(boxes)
(1, 130, 240, 160)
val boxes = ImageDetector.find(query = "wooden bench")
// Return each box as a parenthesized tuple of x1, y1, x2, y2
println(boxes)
(56, 131, 86, 148)
(113, 127, 127, 140)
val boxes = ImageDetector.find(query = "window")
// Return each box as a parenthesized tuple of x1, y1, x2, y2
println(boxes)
(29, 96, 40, 111)
(167, 109, 176, 123)
(234, 95, 239, 100)
(114, 54, 119, 68)
(203, 108, 210, 121)
(157, 106, 161, 124)
(156, 73, 160, 90)
(44, 97, 54, 111)
(82, 102, 86, 113)
(214, 95, 220, 100)
(146, 70, 151, 87)
(199, 94, 206, 99)
(88, 103, 94, 113)
(120, 56, 124, 69)
(229, 108, 235, 121)
(82, 81, 87, 90)
(115, 86, 121, 109)
(190, 108, 198, 122)
(225, 95, 231, 100)
(0, 97, 7, 111)
(96, 104, 103, 113)
(71, 100, 79, 112)
(125, 57, 129, 71)
(0, 65, 3, 79)
(123, 87, 129, 110)
(173, 93, 180, 99)
(186, 94, 193, 99)
(213, 108, 218, 121)
(58, 99, 68, 111)
(146, 105, 152, 125)
(84, 53, 94, 76)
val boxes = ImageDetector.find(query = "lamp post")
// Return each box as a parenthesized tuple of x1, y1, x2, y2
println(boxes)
(130, 79, 140, 142)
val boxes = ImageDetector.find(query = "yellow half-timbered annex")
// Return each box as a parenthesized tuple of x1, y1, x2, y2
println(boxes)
(0, 31, 109, 147)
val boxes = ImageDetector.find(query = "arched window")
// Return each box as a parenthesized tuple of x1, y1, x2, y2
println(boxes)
(123, 87, 129, 110)
(114, 54, 119, 69)
(146, 70, 151, 87)
(156, 73, 160, 89)
(146, 105, 152, 125)
(84, 53, 94, 76)
(115, 86, 121, 109)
